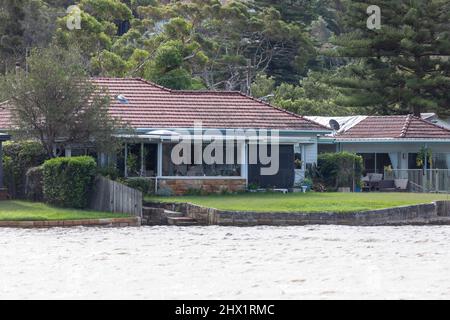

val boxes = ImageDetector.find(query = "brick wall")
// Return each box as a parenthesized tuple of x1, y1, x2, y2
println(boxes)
(0, 189, 9, 200)
(158, 178, 246, 195)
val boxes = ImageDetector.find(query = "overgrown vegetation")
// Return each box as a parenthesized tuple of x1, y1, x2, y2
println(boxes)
(314, 152, 363, 191)
(2, 141, 48, 198)
(0, 45, 121, 158)
(1, 1, 447, 116)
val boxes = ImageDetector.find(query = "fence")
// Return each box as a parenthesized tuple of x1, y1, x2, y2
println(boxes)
(89, 176, 142, 217)
(385, 169, 450, 193)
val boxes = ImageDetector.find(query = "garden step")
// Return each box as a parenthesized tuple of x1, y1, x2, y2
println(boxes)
(167, 216, 198, 226)
(163, 210, 185, 217)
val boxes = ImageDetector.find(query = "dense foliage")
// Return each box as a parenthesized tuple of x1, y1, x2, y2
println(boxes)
(25, 166, 44, 201)
(119, 177, 155, 195)
(0, 0, 448, 116)
(328, 0, 450, 116)
(2, 141, 48, 198)
(0, 45, 121, 158)
(42, 156, 97, 208)
(316, 152, 363, 190)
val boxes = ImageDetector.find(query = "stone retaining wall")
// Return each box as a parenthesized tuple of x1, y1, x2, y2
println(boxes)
(159, 179, 246, 195)
(144, 200, 450, 226)
(0, 217, 141, 228)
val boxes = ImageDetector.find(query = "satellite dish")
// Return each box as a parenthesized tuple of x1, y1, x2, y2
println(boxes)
(329, 119, 341, 131)
(116, 94, 129, 104)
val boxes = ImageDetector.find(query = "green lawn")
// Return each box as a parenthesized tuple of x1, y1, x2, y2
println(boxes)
(146, 192, 450, 213)
(0, 200, 129, 221)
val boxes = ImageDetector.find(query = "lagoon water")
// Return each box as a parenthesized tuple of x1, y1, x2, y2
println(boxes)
(1, 225, 450, 299)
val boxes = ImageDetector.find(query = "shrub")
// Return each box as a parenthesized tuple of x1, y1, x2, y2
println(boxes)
(25, 166, 44, 201)
(2, 141, 48, 198)
(316, 152, 363, 191)
(97, 165, 120, 180)
(42, 156, 97, 208)
(119, 177, 154, 195)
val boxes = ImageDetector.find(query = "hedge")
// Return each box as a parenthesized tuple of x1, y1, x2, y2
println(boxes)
(2, 141, 48, 198)
(42, 156, 97, 208)
(25, 166, 44, 202)
(118, 177, 155, 195)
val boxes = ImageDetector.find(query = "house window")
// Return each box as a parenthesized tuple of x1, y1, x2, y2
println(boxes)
(408, 153, 419, 169)
(359, 153, 392, 174)
(162, 143, 242, 177)
(433, 153, 450, 169)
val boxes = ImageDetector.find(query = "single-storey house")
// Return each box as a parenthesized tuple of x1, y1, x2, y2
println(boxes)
(307, 115, 450, 191)
(0, 78, 330, 194)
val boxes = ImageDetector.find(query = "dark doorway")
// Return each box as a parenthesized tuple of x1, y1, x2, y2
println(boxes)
(248, 144, 295, 188)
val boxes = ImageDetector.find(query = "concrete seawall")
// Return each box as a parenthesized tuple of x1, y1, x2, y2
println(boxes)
(144, 201, 450, 226)
(0, 217, 141, 228)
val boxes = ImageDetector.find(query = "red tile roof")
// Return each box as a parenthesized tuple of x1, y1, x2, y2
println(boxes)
(93, 78, 327, 131)
(0, 101, 12, 130)
(337, 115, 450, 140)
(0, 78, 328, 132)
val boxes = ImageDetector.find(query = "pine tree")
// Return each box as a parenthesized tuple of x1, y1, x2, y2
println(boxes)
(0, 0, 25, 72)
(328, 0, 450, 116)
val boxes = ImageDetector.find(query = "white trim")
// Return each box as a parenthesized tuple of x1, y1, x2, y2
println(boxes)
(157, 176, 245, 180)
(157, 142, 162, 177)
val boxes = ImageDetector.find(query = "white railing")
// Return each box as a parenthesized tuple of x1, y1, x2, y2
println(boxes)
(384, 169, 450, 193)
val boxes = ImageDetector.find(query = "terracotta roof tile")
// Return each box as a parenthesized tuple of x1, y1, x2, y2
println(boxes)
(337, 115, 450, 139)
(94, 78, 328, 131)
(0, 77, 328, 131)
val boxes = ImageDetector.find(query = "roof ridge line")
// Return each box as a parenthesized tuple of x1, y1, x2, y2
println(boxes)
(132, 78, 173, 92)
(236, 92, 331, 131)
(415, 114, 450, 133)
(400, 114, 412, 137)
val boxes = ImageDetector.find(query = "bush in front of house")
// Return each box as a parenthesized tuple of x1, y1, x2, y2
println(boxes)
(25, 166, 44, 202)
(2, 141, 48, 198)
(119, 177, 155, 195)
(316, 152, 363, 191)
(42, 156, 97, 208)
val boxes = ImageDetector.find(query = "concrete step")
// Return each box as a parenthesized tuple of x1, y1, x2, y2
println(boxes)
(142, 206, 164, 214)
(164, 210, 185, 218)
(167, 216, 198, 226)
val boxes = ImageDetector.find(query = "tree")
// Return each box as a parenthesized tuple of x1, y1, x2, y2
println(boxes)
(0, 46, 121, 158)
(328, 0, 450, 116)
(0, 0, 25, 73)
(250, 72, 357, 116)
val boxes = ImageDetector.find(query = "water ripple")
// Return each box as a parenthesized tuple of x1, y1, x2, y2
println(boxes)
(1, 225, 450, 299)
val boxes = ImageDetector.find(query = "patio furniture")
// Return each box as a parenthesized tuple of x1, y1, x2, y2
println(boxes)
(378, 180, 396, 192)
(362, 173, 384, 191)
(394, 179, 409, 191)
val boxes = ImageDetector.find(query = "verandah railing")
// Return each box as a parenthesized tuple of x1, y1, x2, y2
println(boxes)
(384, 169, 450, 193)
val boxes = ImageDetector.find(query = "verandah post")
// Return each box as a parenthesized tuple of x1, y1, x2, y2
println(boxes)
(124, 142, 128, 177)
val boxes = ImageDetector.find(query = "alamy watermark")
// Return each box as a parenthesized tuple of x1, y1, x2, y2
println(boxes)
(367, 5, 381, 30)
(168, 122, 280, 176)
(66, 5, 81, 30)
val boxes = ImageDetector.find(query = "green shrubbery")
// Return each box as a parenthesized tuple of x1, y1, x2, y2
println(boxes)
(2, 141, 48, 198)
(42, 156, 97, 208)
(315, 152, 363, 191)
(25, 166, 44, 201)
(119, 177, 155, 195)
